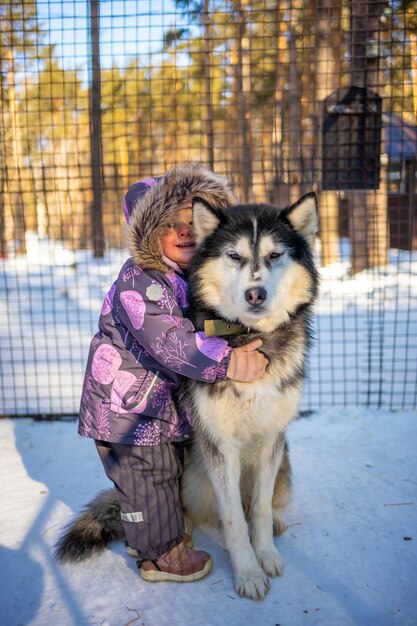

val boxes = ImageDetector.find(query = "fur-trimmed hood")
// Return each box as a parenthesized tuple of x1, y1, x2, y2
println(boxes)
(126, 163, 237, 273)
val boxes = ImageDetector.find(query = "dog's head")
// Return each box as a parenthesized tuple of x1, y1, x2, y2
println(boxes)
(190, 194, 319, 333)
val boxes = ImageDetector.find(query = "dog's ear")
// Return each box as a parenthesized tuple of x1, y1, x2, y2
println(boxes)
(192, 197, 221, 243)
(285, 193, 318, 247)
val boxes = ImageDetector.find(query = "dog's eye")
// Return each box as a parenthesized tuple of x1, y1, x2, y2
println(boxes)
(227, 252, 242, 262)
(269, 251, 283, 260)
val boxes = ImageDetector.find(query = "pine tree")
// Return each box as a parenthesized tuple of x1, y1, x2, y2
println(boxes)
(0, 0, 40, 255)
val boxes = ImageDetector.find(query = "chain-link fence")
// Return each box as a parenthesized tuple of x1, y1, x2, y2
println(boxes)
(0, 0, 416, 417)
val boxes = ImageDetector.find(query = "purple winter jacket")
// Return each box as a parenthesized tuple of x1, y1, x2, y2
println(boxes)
(78, 163, 237, 446)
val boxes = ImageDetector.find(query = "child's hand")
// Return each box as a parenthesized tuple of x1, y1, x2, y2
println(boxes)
(227, 339, 268, 382)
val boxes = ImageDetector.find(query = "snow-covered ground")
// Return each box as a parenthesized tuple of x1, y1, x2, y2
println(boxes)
(0, 235, 416, 624)
(0, 407, 416, 625)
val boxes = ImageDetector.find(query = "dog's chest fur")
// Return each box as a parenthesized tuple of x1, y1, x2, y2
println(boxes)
(192, 376, 301, 446)
(187, 323, 307, 448)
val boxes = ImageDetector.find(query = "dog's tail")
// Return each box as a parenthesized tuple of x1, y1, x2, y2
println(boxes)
(55, 489, 124, 563)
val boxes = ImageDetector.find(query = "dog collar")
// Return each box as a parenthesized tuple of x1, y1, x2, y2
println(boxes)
(204, 319, 250, 337)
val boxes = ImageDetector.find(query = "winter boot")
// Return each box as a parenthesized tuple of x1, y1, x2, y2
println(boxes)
(139, 540, 212, 582)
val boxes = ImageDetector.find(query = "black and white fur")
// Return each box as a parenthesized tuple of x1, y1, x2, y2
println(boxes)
(180, 193, 318, 599)
(55, 193, 318, 601)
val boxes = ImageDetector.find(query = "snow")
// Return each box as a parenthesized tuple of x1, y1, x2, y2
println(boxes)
(0, 234, 126, 415)
(0, 234, 416, 624)
(0, 408, 416, 625)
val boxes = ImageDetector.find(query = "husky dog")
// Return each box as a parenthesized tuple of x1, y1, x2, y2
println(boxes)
(179, 193, 318, 599)
(55, 193, 318, 600)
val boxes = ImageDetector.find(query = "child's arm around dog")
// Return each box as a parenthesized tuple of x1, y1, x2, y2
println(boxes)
(113, 260, 267, 384)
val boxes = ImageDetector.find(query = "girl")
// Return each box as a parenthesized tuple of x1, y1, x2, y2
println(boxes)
(78, 163, 267, 583)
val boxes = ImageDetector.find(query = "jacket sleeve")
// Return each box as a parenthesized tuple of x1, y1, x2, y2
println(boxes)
(114, 270, 231, 382)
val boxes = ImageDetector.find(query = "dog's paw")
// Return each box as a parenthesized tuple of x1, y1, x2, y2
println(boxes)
(256, 546, 284, 577)
(234, 567, 270, 600)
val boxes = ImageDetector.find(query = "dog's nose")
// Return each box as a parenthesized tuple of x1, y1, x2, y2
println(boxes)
(245, 287, 267, 306)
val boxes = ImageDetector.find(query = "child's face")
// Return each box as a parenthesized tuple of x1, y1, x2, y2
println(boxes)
(160, 207, 195, 269)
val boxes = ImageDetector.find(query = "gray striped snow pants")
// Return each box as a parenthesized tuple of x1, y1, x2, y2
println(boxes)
(95, 440, 185, 561)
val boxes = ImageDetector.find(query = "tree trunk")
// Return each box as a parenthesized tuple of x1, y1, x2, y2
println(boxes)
(270, 19, 288, 204)
(0, 112, 6, 257)
(315, 0, 342, 266)
(203, 0, 215, 170)
(7, 50, 26, 254)
(409, 30, 417, 126)
(287, 21, 303, 203)
(267, 2, 291, 207)
(349, 0, 388, 273)
(233, 0, 253, 202)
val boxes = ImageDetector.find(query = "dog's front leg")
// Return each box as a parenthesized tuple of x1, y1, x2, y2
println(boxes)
(205, 444, 270, 600)
(249, 434, 285, 577)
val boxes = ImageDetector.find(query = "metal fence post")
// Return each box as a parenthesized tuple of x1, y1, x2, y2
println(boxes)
(89, 0, 104, 258)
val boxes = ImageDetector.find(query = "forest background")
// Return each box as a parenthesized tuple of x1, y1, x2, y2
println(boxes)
(1, 0, 416, 268)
